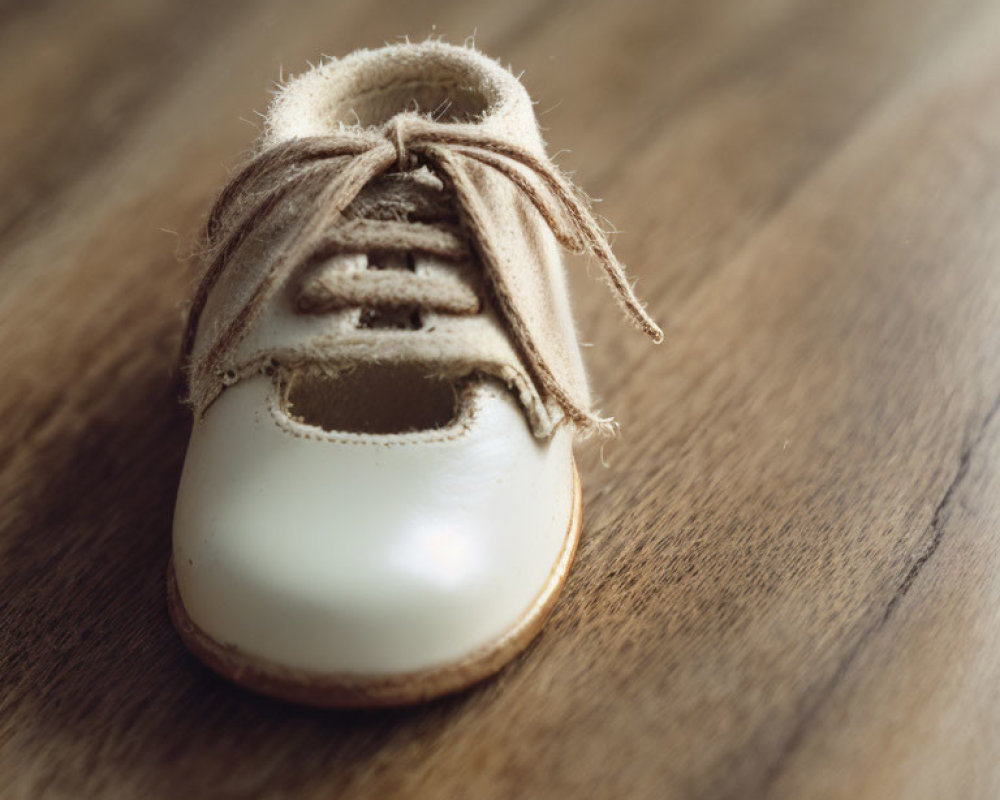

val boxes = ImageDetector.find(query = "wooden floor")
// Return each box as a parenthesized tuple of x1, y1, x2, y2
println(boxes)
(2, 0, 1000, 796)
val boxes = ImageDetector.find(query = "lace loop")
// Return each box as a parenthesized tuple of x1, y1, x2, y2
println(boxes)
(387, 114, 420, 172)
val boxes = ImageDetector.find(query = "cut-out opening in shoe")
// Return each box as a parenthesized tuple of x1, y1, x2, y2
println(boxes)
(343, 78, 489, 127)
(282, 364, 462, 434)
(266, 45, 519, 147)
(302, 53, 495, 128)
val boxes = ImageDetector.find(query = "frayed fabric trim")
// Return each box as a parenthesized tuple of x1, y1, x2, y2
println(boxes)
(182, 41, 659, 439)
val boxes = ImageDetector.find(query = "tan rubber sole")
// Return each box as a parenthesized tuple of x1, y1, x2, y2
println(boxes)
(167, 460, 582, 708)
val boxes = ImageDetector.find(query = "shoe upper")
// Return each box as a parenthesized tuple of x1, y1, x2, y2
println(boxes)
(172, 42, 658, 678)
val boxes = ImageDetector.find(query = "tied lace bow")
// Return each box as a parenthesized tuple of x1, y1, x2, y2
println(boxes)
(183, 113, 663, 426)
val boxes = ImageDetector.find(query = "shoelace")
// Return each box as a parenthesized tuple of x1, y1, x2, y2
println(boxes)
(294, 199, 481, 317)
(183, 113, 663, 421)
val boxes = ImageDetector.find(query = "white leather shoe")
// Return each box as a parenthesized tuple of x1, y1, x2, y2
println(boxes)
(170, 42, 659, 707)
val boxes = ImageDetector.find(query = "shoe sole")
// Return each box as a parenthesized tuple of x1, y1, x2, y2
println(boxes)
(166, 459, 582, 708)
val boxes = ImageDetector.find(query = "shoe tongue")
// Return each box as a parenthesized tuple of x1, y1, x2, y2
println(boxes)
(264, 42, 543, 152)
(343, 170, 454, 222)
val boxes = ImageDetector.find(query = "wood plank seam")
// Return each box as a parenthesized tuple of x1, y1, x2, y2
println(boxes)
(760, 389, 1000, 794)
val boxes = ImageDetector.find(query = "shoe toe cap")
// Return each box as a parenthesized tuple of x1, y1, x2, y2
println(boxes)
(172, 376, 577, 676)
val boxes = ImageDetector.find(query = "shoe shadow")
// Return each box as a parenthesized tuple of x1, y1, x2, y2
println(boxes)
(0, 314, 486, 797)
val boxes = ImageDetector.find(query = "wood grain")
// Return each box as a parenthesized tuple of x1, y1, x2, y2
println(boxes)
(2, 0, 1000, 797)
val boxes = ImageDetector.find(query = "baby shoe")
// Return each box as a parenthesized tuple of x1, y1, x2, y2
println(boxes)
(169, 41, 661, 707)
